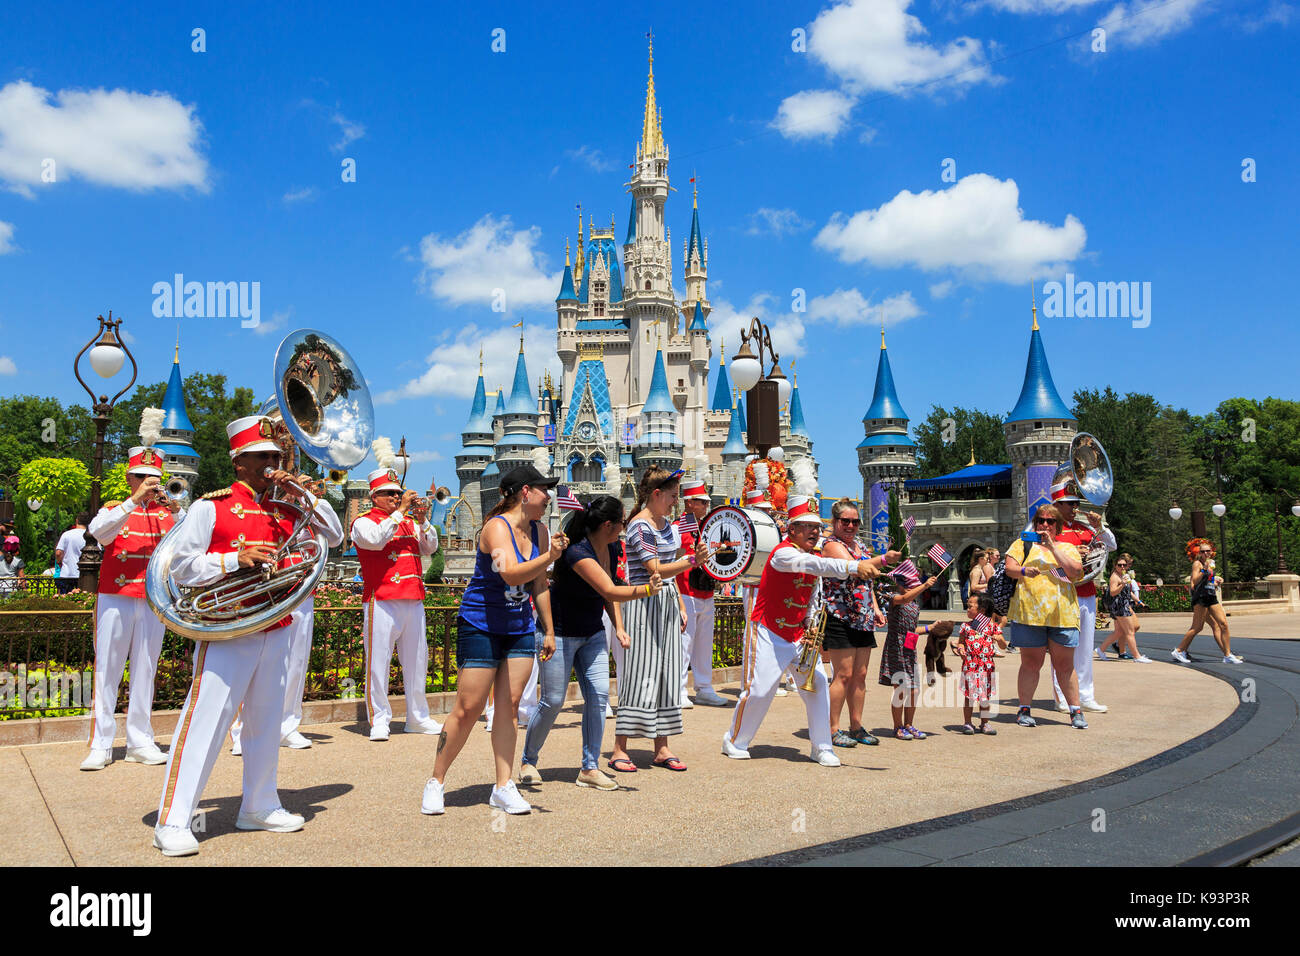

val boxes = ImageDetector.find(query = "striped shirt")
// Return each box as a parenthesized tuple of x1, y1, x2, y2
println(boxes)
(624, 517, 681, 585)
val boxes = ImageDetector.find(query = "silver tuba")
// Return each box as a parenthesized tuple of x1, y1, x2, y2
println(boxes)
(1052, 432, 1113, 584)
(146, 330, 373, 640)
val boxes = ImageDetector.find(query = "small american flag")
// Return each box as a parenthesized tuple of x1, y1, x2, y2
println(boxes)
(972, 613, 993, 633)
(891, 559, 921, 587)
(927, 543, 954, 572)
(677, 512, 699, 535)
(902, 515, 916, 537)
(1049, 566, 1073, 583)
(555, 485, 584, 511)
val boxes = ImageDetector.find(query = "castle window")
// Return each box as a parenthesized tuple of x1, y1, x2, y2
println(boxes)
(594, 302, 605, 317)
(644, 280, 651, 291)
(1034, 421, 1043, 430)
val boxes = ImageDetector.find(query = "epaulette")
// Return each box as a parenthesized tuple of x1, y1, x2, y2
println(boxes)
(202, 486, 233, 500)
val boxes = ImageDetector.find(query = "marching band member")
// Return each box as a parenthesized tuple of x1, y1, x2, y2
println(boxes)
(153, 416, 341, 856)
(352, 467, 441, 741)
(82, 428, 185, 771)
(676, 478, 726, 707)
(723, 496, 897, 767)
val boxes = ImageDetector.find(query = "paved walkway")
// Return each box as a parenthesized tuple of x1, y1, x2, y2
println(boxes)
(3, 647, 1240, 866)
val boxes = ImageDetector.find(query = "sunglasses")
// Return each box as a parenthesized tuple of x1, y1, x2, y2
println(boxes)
(837, 518, 861, 526)
(1198, 550, 1214, 555)
(1034, 518, 1054, 526)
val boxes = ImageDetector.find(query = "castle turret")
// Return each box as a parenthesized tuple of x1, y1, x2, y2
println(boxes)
(858, 328, 917, 547)
(633, 346, 683, 480)
(455, 361, 494, 524)
(156, 340, 200, 485)
(1004, 301, 1076, 523)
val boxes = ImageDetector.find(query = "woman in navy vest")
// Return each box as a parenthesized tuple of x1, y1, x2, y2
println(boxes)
(421, 465, 565, 817)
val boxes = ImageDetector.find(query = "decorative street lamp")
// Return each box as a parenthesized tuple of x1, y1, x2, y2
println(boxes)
(729, 317, 789, 458)
(1169, 483, 1227, 578)
(73, 312, 138, 591)
(1269, 488, 1300, 574)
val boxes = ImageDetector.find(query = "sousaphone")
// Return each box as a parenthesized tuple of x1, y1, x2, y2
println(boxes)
(1053, 432, 1113, 584)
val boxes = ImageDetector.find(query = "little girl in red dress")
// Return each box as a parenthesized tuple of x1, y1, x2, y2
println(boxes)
(954, 594, 1006, 735)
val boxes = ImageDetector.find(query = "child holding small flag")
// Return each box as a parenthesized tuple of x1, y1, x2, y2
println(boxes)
(953, 594, 1005, 734)
(878, 560, 942, 740)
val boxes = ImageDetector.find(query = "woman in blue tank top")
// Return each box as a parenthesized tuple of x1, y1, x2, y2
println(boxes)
(421, 465, 566, 817)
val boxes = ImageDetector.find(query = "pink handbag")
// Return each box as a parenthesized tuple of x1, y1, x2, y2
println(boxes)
(904, 631, 919, 650)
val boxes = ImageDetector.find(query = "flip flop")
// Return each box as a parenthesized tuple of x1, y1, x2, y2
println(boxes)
(607, 758, 637, 773)
(652, 757, 687, 772)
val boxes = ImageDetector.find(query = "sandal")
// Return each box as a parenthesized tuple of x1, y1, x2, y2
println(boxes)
(906, 725, 927, 740)
(960, 723, 976, 735)
(652, 756, 687, 772)
(894, 726, 913, 740)
(607, 757, 637, 773)
(979, 722, 998, 735)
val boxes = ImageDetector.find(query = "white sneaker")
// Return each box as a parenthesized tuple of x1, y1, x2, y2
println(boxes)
(775, 685, 789, 697)
(153, 824, 199, 857)
(694, 688, 729, 707)
(604, 704, 614, 719)
(1171, 649, 1192, 664)
(721, 734, 751, 759)
(403, 718, 443, 734)
(369, 722, 390, 742)
(1223, 654, 1244, 664)
(681, 697, 695, 709)
(1095, 647, 1108, 661)
(230, 739, 242, 756)
(236, 807, 305, 832)
(281, 731, 312, 749)
(1055, 701, 1070, 714)
(1082, 700, 1109, 713)
(489, 780, 532, 815)
(125, 744, 167, 765)
(1135, 655, 1153, 663)
(811, 748, 841, 768)
(80, 748, 113, 771)
(421, 778, 445, 815)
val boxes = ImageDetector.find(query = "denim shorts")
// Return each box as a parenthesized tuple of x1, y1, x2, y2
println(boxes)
(1008, 622, 1079, 649)
(456, 618, 536, 669)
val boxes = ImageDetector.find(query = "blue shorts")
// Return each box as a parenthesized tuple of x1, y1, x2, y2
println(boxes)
(456, 618, 536, 669)
(1008, 622, 1079, 649)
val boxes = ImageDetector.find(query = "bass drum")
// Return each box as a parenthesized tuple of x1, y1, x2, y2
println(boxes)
(698, 506, 782, 586)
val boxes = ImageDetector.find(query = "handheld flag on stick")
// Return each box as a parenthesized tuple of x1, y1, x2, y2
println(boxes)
(972, 613, 993, 633)
(677, 512, 699, 535)
(927, 543, 954, 573)
(902, 515, 916, 538)
(556, 485, 584, 511)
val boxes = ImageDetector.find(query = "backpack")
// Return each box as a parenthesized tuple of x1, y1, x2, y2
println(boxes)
(985, 546, 1020, 617)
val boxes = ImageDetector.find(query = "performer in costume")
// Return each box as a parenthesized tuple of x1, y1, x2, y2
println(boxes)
(723, 496, 897, 767)
(351, 460, 441, 741)
(82, 416, 185, 772)
(676, 478, 726, 707)
(153, 415, 342, 857)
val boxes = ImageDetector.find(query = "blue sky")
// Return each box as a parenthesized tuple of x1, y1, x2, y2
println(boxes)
(0, 0, 1295, 496)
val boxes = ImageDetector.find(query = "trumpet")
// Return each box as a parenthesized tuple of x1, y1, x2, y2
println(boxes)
(406, 496, 431, 522)
(792, 587, 829, 692)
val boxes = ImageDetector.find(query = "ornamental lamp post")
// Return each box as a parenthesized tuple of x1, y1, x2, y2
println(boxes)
(728, 317, 786, 458)
(1269, 488, 1300, 574)
(73, 312, 138, 592)
(1169, 484, 1227, 579)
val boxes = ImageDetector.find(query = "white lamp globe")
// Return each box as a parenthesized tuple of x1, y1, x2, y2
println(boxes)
(27, 498, 43, 512)
(88, 343, 125, 379)
(1168, 507, 1182, 521)
(1212, 502, 1227, 518)
(774, 375, 792, 407)
(1292, 503, 1300, 518)
(729, 354, 761, 392)
(768, 446, 785, 462)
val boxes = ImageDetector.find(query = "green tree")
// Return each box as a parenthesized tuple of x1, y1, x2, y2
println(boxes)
(17, 458, 92, 514)
(913, 406, 1007, 478)
(424, 546, 446, 583)
(0, 396, 97, 477)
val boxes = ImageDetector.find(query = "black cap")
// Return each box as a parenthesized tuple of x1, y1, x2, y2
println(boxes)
(499, 464, 559, 498)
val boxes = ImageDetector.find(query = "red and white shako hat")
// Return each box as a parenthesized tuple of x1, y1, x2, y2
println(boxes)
(787, 495, 821, 524)
(125, 446, 163, 478)
(227, 416, 282, 459)
(745, 489, 772, 510)
(368, 468, 403, 494)
(682, 478, 710, 501)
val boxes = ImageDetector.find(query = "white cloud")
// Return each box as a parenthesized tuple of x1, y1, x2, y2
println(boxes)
(707, 293, 808, 365)
(566, 145, 617, 172)
(253, 307, 291, 337)
(858, 126, 879, 144)
(744, 207, 813, 236)
(283, 187, 317, 204)
(1242, 2, 1295, 31)
(771, 89, 855, 141)
(0, 220, 14, 254)
(331, 112, 365, 152)
(417, 214, 561, 309)
(407, 450, 444, 462)
(0, 356, 15, 375)
(0, 80, 208, 195)
(374, 323, 561, 406)
(815, 173, 1087, 283)
(1096, 0, 1210, 46)
(807, 288, 922, 327)
(929, 280, 955, 299)
(982, 0, 1106, 11)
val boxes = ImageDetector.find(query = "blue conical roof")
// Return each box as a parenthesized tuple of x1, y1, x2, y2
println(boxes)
(863, 342, 908, 422)
(687, 203, 703, 265)
(492, 389, 506, 416)
(161, 357, 194, 433)
(722, 404, 747, 457)
(1006, 328, 1073, 422)
(625, 198, 636, 245)
(789, 385, 809, 438)
(463, 374, 493, 434)
(710, 352, 731, 410)
(736, 395, 747, 433)
(641, 349, 676, 414)
(688, 300, 707, 331)
(556, 263, 576, 302)
(506, 350, 535, 415)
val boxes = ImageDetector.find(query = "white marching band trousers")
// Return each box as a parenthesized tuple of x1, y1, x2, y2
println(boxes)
(364, 598, 431, 729)
(1053, 594, 1098, 705)
(680, 594, 716, 697)
(230, 598, 315, 747)
(727, 621, 832, 752)
(90, 594, 165, 751)
(158, 626, 291, 829)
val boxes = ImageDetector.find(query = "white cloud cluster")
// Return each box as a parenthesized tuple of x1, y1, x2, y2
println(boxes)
(815, 173, 1086, 284)
(283, 187, 317, 204)
(0, 80, 208, 195)
(983, 0, 1106, 11)
(0, 220, 14, 254)
(566, 145, 617, 172)
(253, 307, 291, 338)
(806, 288, 922, 327)
(0, 356, 16, 375)
(374, 323, 560, 406)
(418, 215, 561, 309)
(774, 0, 993, 141)
(331, 112, 365, 152)
(707, 293, 808, 365)
(1096, 0, 1210, 46)
(744, 207, 813, 236)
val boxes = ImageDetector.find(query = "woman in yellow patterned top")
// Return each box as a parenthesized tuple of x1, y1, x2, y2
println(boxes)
(1004, 505, 1086, 729)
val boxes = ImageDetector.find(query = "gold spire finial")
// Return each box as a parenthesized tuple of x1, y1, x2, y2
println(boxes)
(967, 435, 976, 468)
(565, 237, 570, 267)
(174, 324, 180, 363)
(791, 357, 797, 386)
(692, 170, 698, 208)
(575, 205, 585, 278)
(1031, 279, 1039, 331)
(512, 320, 525, 352)
(640, 31, 664, 158)
(479, 344, 484, 374)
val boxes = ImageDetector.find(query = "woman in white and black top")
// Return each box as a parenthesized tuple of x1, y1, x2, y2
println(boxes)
(607, 466, 706, 773)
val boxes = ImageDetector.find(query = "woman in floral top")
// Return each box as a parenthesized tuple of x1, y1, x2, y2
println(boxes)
(954, 594, 1006, 734)
(1004, 504, 1085, 729)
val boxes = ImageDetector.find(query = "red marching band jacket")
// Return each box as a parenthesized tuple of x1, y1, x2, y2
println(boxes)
(205, 482, 298, 631)
(97, 503, 178, 598)
(750, 541, 818, 643)
(1057, 522, 1098, 599)
(353, 508, 426, 602)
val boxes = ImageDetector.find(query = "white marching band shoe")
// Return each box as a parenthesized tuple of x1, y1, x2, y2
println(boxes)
(125, 744, 167, 765)
(79, 748, 113, 771)
(153, 825, 199, 857)
(235, 807, 305, 832)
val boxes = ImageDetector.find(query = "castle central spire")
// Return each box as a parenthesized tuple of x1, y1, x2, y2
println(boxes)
(639, 33, 665, 160)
